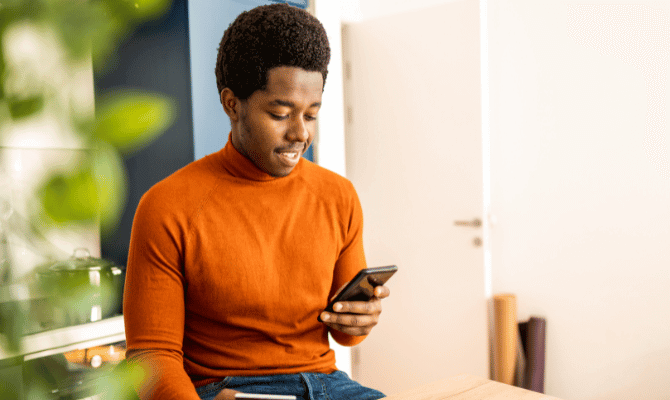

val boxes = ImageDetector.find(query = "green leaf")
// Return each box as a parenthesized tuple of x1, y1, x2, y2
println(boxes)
(52, 1, 128, 65)
(0, 51, 5, 102)
(103, 0, 172, 21)
(90, 10, 128, 73)
(0, 300, 24, 353)
(92, 142, 128, 236)
(0, 0, 25, 21)
(48, 1, 98, 60)
(93, 360, 145, 400)
(0, 380, 21, 400)
(95, 90, 176, 154)
(39, 170, 99, 224)
(7, 95, 44, 120)
(0, 0, 23, 7)
(36, 145, 128, 235)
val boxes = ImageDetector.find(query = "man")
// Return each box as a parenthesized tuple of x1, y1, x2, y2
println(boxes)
(123, 4, 390, 400)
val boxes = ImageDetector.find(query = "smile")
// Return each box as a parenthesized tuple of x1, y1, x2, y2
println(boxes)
(276, 150, 301, 167)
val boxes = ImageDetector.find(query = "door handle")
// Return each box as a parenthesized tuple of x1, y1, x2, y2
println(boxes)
(454, 218, 482, 228)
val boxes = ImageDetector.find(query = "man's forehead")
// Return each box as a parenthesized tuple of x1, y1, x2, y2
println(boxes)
(264, 67, 323, 91)
(254, 68, 323, 108)
(267, 98, 322, 108)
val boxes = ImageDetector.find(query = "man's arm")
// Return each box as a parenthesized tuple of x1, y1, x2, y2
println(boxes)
(123, 188, 200, 400)
(322, 182, 392, 344)
(125, 349, 199, 399)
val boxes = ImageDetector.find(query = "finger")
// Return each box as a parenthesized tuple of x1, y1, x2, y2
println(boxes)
(332, 299, 382, 315)
(325, 322, 374, 336)
(373, 285, 390, 299)
(321, 311, 379, 327)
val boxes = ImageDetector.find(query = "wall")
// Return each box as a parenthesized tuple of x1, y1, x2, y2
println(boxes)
(340, 0, 464, 22)
(313, 0, 347, 176)
(488, 1, 670, 399)
(98, 0, 195, 268)
(188, 0, 251, 159)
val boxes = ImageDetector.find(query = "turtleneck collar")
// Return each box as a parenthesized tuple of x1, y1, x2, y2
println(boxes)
(211, 132, 303, 182)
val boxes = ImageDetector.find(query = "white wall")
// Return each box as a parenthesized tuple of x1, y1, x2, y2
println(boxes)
(341, 0, 465, 22)
(488, 1, 670, 399)
(313, 0, 347, 176)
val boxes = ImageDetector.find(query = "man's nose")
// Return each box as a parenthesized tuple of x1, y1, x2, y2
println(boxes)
(286, 115, 309, 142)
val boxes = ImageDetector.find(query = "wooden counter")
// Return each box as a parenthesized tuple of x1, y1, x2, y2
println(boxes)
(384, 374, 561, 400)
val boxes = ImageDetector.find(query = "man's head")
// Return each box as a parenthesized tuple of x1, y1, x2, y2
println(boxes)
(216, 3, 330, 101)
(216, 4, 330, 177)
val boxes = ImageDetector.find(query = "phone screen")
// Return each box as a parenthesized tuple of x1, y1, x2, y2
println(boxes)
(322, 265, 397, 315)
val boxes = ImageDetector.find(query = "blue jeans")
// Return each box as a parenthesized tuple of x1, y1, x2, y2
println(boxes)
(195, 370, 385, 400)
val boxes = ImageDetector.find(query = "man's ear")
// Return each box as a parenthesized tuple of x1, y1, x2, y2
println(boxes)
(220, 88, 241, 122)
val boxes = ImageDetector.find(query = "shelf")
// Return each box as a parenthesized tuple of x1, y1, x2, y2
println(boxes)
(0, 315, 125, 361)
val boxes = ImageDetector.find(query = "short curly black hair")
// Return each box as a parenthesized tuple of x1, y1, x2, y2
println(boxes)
(215, 4, 331, 101)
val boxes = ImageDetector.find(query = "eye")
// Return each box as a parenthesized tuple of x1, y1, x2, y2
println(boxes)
(269, 113, 288, 120)
(304, 115, 317, 121)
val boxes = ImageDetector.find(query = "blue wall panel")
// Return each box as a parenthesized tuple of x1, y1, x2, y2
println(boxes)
(96, 0, 194, 268)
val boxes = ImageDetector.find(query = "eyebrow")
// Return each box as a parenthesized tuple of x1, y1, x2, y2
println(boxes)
(270, 99, 321, 108)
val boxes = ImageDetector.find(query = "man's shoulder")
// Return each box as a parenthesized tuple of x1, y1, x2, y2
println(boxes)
(299, 160, 358, 200)
(138, 155, 221, 215)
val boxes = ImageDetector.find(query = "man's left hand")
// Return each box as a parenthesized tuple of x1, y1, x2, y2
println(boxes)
(319, 285, 390, 336)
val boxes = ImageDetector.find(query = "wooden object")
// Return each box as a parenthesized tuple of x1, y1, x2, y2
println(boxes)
(493, 294, 517, 384)
(383, 374, 562, 400)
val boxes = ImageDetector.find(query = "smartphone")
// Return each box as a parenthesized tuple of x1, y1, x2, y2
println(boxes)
(234, 394, 297, 400)
(319, 265, 398, 321)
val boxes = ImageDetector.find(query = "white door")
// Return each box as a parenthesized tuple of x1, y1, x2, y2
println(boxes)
(342, 0, 488, 395)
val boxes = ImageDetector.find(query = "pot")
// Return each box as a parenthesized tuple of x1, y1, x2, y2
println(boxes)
(37, 248, 124, 326)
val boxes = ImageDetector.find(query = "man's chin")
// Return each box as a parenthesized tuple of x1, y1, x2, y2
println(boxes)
(266, 152, 301, 177)
(268, 167, 293, 178)
(259, 160, 293, 177)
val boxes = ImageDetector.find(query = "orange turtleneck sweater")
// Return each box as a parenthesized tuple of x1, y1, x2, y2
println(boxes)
(123, 136, 368, 400)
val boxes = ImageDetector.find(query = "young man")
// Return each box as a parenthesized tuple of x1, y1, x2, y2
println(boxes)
(123, 4, 389, 400)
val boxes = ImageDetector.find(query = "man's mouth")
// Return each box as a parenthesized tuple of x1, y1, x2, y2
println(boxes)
(278, 151, 299, 160)
(275, 146, 304, 166)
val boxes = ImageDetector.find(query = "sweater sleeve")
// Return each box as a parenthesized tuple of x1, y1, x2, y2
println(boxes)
(123, 187, 200, 400)
(329, 183, 369, 347)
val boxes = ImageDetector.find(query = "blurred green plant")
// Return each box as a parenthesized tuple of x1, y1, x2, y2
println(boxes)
(0, 0, 175, 398)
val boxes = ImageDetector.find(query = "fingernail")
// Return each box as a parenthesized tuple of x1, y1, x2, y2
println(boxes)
(321, 313, 330, 321)
(333, 303, 343, 312)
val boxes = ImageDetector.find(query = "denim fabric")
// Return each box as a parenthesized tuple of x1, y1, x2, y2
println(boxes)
(196, 370, 385, 400)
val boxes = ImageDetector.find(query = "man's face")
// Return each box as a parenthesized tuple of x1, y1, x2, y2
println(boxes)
(226, 66, 323, 177)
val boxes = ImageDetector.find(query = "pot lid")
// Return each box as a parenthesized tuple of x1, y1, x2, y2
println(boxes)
(49, 248, 115, 272)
